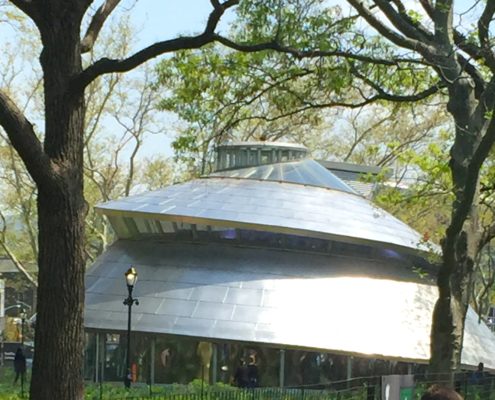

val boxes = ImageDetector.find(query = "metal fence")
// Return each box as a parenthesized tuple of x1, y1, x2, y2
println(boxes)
(84, 376, 378, 400)
(85, 374, 495, 400)
(86, 386, 373, 400)
(0, 368, 494, 400)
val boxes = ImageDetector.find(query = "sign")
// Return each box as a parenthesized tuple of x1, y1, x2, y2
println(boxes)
(2, 341, 34, 362)
(400, 387, 414, 400)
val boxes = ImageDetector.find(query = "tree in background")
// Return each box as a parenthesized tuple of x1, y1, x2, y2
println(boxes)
(157, 45, 450, 176)
(0, 13, 175, 281)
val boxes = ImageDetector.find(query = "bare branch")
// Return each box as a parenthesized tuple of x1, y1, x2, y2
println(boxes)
(0, 90, 54, 189)
(205, 0, 239, 35)
(0, 211, 37, 287)
(81, 0, 122, 54)
(78, 36, 212, 89)
(75, 0, 238, 89)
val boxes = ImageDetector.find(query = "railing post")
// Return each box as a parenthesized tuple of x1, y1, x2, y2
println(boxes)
(201, 363, 205, 400)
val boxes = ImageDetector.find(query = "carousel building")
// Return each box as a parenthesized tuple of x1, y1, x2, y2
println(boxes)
(84, 142, 495, 386)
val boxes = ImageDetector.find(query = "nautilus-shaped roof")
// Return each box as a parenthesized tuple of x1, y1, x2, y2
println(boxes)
(96, 158, 432, 253)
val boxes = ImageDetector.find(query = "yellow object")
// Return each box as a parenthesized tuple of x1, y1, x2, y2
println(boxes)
(4, 317, 21, 342)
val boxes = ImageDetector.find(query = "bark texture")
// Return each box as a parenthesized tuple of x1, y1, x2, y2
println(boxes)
(31, 5, 87, 400)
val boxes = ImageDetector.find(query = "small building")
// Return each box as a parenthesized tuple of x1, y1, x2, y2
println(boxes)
(84, 141, 495, 385)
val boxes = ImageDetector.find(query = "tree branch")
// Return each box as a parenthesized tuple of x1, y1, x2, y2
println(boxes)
(205, 0, 239, 35)
(447, 107, 495, 240)
(375, 0, 432, 43)
(478, 0, 495, 70)
(8, 0, 39, 21)
(479, 223, 495, 252)
(350, 65, 446, 101)
(75, 0, 238, 89)
(347, 0, 436, 57)
(81, 0, 122, 54)
(77, 35, 214, 89)
(420, 0, 495, 72)
(434, 0, 454, 48)
(0, 211, 37, 287)
(214, 35, 423, 66)
(0, 91, 54, 189)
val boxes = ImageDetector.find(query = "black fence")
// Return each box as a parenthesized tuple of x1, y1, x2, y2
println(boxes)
(91, 373, 495, 400)
(0, 368, 494, 399)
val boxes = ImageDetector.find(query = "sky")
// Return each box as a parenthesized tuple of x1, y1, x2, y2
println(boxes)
(0, 0, 484, 162)
(126, 0, 230, 46)
(102, 0, 235, 159)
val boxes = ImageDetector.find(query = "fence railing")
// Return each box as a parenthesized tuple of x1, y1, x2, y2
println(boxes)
(0, 368, 493, 399)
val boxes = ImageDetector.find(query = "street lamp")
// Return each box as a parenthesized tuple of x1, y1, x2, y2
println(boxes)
(123, 267, 139, 388)
(19, 308, 27, 398)
(19, 308, 26, 345)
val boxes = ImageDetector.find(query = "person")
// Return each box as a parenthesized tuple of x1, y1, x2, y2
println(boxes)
(469, 362, 489, 400)
(247, 355, 259, 388)
(13, 347, 26, 385)
(421, 385, 463, 400)
(233, 358, 249, 388)
(469, 362, 485, 384)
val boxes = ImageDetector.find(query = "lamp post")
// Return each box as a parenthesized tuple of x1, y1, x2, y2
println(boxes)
(19, 309, 26, 345)
(123, 267, 138, 388)
(19, 308, 27, 399)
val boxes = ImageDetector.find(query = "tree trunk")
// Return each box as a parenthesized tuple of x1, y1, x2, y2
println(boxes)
(30, 9, 86, 400)
(429, 78, 480, 381)
(430, 256, 471, 382)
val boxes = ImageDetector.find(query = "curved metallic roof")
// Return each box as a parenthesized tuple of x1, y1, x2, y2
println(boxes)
(210, 159, 356, 194)
(85, 240, 495, 370)
(96, 178, 433, 253)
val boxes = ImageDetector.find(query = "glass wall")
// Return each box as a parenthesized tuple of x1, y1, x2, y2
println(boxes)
(84, 332, 420, 386)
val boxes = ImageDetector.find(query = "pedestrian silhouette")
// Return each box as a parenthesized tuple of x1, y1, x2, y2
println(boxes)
(233, 358, 249, 388)
(13, 347, 26, 385)
(247, 355, 259, 388)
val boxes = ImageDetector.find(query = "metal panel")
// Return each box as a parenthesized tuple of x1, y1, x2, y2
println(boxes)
(190, 286, 229, 303)
(85, 240, 495, 370)
(96, 178, 436, 253)
(156, 298, 196, 317)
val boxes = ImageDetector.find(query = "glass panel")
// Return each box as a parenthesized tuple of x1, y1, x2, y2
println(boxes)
(261, 151, 271, 164)
(153, 336, 204, 384)
(83, 332, 97, 380)
(104, 333, 125, 381)
(216, 343, 279, 387)
(211, 159, 357, 194)
(283, 350, 348, 387)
